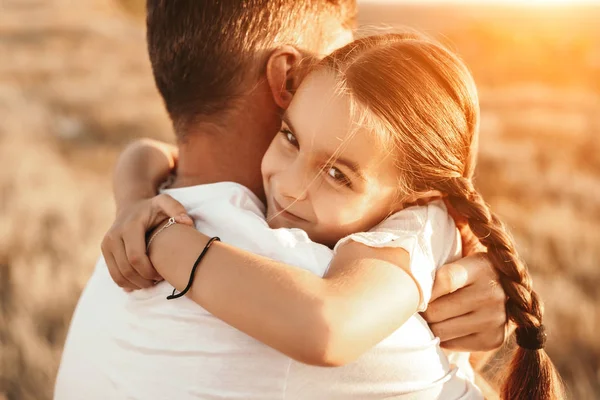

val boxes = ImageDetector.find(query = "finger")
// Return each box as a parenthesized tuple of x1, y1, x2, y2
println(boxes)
(424, 278, 506, 323)
(439, 333, 486, 352)
(103, 250, 135, 290)
(153, 194, 191, 224)
(430, 253, 494, 302)
(439, 333, 479, 352)
(102, 235, 135, 289)
(122, 225, 161, 281)
(440, 328, 506, 352)
(175, 213, 194, 226)
(112, 239, 153, 289)
(460, 227, 486, 257)
(424, 284, 485, 323)
(429, 309, 506, 343)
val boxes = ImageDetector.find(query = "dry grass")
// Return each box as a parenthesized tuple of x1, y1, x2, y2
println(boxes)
(0, 1, 170, 398)
(0, 1, 598, 399)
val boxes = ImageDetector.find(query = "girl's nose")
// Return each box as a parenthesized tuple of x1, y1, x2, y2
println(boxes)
(276, 162, 309, 202)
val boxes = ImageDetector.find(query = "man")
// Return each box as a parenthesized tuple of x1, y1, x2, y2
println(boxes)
(55, 1, 506, 398)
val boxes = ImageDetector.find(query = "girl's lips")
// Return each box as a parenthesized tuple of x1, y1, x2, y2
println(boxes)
(272, 198, 308, 223)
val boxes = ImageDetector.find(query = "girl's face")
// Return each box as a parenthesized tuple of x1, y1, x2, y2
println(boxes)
(261, 70, 404, 247)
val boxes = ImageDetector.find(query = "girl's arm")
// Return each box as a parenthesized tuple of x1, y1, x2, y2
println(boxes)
(148, 223, 420, 367)
(101, 139, 188, 290)
(113, 139, 178, 213)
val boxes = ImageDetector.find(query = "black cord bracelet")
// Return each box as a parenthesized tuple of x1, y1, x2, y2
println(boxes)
(166, 236, 221, 300)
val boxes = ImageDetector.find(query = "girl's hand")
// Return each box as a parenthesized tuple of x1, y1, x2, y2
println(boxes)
(101, 194, 194, 290)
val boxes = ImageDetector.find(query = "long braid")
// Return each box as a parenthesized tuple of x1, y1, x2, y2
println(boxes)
(444, 177, 564, 400)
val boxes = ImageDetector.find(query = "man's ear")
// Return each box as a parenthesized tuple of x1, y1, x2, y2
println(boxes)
(266, 46, 303, 110)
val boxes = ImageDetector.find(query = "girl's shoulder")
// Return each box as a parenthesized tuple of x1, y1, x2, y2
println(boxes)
(334, 199, 460, 267)
(333, 200, 461, 311)
(335, 199, 454, 246)
(375, 199, 451, 235)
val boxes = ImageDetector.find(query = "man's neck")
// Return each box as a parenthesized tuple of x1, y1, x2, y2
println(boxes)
(172, 134, 266, 198)
(170, 102, 279, 201)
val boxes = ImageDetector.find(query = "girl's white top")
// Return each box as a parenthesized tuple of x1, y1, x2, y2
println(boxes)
(55, 182, 483, 400)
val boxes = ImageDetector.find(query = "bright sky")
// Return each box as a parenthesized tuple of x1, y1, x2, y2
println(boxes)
(360, 0, 599, 4)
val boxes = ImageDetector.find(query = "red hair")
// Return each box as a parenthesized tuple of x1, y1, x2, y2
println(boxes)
(322, 33, 565, 400)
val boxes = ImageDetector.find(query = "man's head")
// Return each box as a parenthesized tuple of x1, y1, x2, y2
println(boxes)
(146, 0, 356, 137)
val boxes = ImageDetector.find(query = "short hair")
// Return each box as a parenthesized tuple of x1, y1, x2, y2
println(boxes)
(146, 0, 357, 134)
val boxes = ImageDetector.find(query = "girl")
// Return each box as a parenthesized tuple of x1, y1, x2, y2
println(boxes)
(107, 33, 562, 399)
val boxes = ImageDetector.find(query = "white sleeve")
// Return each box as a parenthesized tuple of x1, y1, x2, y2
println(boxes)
(333, 200, 460, 311)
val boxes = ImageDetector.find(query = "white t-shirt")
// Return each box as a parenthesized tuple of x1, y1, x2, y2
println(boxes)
(55, 182, 482, 400)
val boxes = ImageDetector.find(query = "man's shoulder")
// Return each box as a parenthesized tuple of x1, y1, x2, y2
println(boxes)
(161, 181, 265, 215)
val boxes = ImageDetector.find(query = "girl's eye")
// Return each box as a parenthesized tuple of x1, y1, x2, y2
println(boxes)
(326, 167, 352, 188)
(281, 128, 299, 148)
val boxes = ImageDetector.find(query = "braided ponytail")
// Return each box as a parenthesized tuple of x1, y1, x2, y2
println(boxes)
(445, 178, 564, 400)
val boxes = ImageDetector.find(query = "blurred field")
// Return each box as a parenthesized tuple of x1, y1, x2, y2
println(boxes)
(0, 0, 598, 399)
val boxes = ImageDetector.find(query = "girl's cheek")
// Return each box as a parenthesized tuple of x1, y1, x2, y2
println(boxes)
(314, 191, 359, 228)
(262, 144, 285, 180)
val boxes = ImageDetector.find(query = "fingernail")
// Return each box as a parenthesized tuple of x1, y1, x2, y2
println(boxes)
(178, 214, 193, 224)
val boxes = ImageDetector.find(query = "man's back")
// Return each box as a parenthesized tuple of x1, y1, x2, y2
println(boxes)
(54, 259, 295, 399)
(55, 182, 479, 400)
(54, 184, 298, 399)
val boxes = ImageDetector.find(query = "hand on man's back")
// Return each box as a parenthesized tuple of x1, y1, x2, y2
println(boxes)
(101, 194, 194, 291)
(423, 253, 508, 352)
(421, 198, 509, 352)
